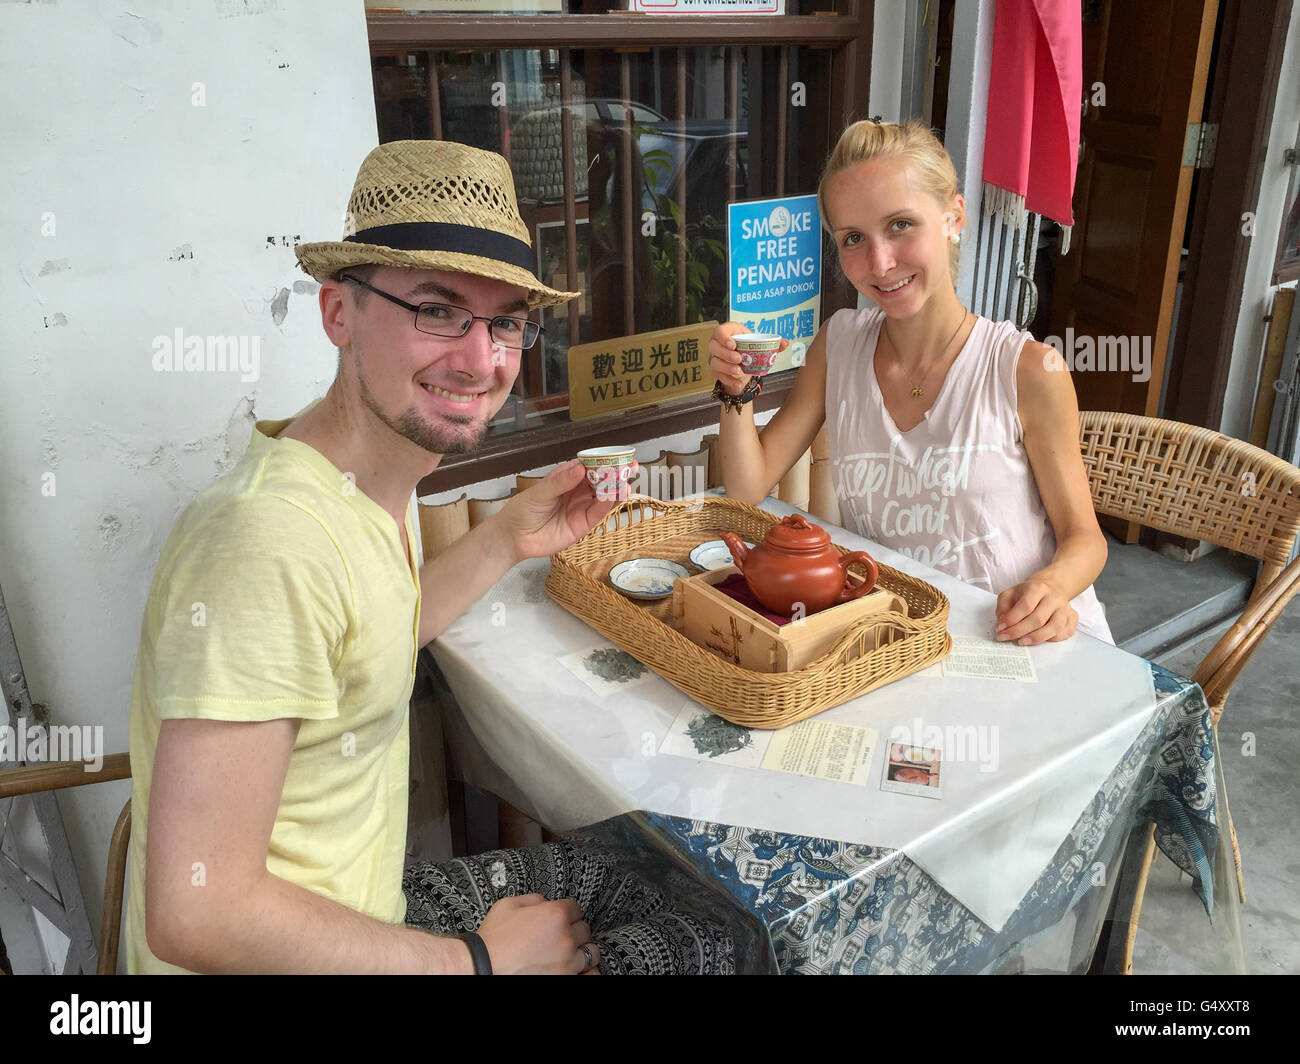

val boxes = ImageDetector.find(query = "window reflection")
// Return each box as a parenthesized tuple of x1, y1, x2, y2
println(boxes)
(370, 44, 831, 431)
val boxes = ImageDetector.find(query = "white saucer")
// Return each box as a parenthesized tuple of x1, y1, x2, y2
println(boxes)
(608, 558, 691, 600)
(689, 539, 753, 572)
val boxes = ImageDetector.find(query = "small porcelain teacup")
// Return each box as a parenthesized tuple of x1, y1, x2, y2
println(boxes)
(732, 334, 783, 376)
(577, 446, 636, 501)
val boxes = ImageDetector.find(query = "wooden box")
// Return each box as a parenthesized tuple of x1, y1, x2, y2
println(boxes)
(671, 565, 909, 673)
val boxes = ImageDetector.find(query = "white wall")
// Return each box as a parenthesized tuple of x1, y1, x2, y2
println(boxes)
(869, 0, 907, 123)
(0, 0, 377, 971)
(1220, 13, 1300, 441)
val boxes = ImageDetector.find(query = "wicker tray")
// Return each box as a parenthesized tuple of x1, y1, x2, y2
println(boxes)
(546, 495, 951, 728)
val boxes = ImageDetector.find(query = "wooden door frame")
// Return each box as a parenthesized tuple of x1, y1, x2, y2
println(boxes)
(1161, 0, 1294, 431)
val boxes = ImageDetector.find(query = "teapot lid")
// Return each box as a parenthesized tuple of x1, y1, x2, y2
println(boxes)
(763, 514, 831, 552)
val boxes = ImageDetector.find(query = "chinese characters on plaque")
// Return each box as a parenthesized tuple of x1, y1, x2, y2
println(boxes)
(567, 321, 718, 420)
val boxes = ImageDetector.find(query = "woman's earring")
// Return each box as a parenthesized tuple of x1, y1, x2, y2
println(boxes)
(942, 212, 961, 245)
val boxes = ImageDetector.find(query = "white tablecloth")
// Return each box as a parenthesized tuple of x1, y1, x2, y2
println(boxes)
(430, 499, 1157, 931)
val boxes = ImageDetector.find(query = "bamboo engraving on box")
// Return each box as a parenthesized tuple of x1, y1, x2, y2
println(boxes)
(702, 616, 745, 665)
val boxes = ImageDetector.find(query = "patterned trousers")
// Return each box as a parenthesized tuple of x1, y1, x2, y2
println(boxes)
(403, 837, 739, 974)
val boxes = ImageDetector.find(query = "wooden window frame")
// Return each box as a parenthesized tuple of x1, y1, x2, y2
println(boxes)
(365, 4, 874, 495)
(1163, 0, 1294, 430)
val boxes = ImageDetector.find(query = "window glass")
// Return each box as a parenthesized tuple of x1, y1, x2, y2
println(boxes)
(1277, 155, 1300, 282)
(370, 43, 840, 436)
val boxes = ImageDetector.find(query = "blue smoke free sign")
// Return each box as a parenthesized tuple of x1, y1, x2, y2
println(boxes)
(728, 193, 821, 371)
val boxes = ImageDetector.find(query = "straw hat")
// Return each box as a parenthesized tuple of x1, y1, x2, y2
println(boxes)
(295, 140, 580, 309)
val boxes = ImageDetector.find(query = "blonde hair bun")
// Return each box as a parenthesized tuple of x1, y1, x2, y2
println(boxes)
(818, 120, 962, 276)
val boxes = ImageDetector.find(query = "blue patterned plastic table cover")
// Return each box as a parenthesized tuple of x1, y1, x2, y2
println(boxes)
(563, 661, 1216, 974)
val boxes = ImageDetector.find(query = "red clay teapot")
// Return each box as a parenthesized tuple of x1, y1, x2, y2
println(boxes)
(721, 516, 879, 617)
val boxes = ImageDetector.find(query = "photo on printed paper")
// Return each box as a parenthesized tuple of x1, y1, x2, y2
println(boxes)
(879, 741, 943, 799)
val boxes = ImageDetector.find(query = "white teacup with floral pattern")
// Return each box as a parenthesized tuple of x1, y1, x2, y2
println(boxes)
(732, 334, 783, 376)
(577, 446, 636, 501)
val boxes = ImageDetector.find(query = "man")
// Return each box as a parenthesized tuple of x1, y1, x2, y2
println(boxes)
(125, 141, 727, 974)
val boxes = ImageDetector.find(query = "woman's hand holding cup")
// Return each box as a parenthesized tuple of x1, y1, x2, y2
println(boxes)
(708, 322, 788, 396)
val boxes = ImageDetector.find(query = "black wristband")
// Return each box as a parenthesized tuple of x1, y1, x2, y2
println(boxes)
(457, 932, 493, 975)
(713, 377, 762, 413)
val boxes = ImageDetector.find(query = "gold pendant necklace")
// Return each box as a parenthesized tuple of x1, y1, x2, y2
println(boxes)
(885, 308, 969, 399)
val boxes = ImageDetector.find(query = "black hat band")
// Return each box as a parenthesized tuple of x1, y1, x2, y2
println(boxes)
(345, 222, 535, 273)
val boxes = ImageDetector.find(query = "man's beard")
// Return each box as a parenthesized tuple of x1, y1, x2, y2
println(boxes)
(358, 370, 488, 456)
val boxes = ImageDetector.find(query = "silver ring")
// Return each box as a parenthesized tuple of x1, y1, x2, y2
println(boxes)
(581, 943, 594, 968)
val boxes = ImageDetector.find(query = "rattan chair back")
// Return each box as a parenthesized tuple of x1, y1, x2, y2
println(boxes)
(1079, 411, 1300, 587)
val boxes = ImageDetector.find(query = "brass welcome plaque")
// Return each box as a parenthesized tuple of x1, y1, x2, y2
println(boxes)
(567, 321, 718, 421)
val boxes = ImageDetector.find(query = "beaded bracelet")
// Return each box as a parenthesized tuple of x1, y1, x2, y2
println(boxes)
(713, 377, 762, 413)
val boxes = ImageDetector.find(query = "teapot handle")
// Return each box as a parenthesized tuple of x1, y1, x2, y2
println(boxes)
(836, 552, 879, 602)
(719, 531, 749, 572)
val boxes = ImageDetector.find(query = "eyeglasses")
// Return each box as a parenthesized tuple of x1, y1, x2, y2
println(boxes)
(340, 274, 542, 350)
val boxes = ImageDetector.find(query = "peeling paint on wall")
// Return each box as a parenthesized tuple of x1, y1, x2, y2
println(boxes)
(40, 409, 58, 470)
(292, 280, 319, 295)
(38, 259, 70, 276)
(214, 0, 280, 18)
(43, 313, 67, 328)
(83, 397, 256, 492)
(112, 13, 163, 47)
(85, 504, 145, 557)
(98, 514, 125, 549)
(269, 286, 290, 325)
(216, 396, 258, 475)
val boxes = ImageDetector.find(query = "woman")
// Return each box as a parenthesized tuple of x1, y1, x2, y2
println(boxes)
(708, 120, 1111, 645)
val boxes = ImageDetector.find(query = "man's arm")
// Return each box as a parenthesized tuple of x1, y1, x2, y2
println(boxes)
(146, 717, 596, 974)
(146, 716, 473, 974)
(416, 504, 521, 649)
(417, 460, 624, 646)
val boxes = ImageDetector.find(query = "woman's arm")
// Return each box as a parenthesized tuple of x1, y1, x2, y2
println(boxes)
(708, 322, 829, 506)
(996, 339, 1108, 644)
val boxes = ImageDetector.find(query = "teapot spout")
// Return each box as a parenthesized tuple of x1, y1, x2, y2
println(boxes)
(719, 531, 749, 572)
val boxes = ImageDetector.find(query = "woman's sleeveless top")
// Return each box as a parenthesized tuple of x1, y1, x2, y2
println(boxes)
(823, 306, 1112, 643)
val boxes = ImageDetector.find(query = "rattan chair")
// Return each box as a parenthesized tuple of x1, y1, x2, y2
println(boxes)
(0, 754, 131, 974)
(1079, 411, 1300, 973)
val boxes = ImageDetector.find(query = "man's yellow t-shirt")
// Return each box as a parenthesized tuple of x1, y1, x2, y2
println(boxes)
(125, 415, 421, 974)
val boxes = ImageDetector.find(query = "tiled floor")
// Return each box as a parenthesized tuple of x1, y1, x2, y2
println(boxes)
(1144, 593, 1300, 974)
(1095, 535, 1299, 975)
(1093, 536, 1259, 648)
